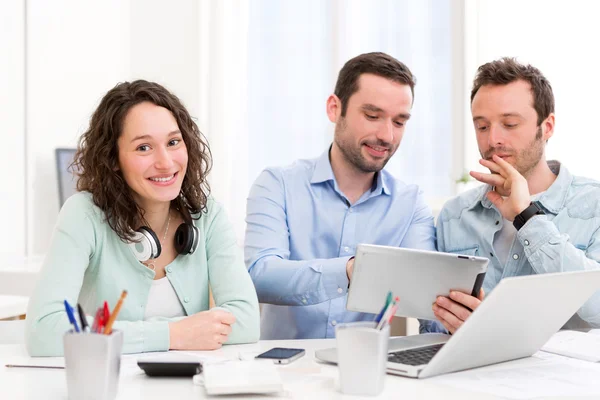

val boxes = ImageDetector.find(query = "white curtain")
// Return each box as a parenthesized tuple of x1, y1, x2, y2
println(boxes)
(197, 0, 250, 243)
(198, 0, 454, 243)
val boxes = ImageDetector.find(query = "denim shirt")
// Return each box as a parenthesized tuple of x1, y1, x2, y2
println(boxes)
(421, 161, 600, 333)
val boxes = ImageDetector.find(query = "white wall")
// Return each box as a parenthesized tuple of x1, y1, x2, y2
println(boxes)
(130, 0, 200, 114)
(26, 0, 131, 255)
(8, 1, 600, 257)
(18, 0, 203, 256)
(464, 0, 600, 178)
(0, 1, 26, 258)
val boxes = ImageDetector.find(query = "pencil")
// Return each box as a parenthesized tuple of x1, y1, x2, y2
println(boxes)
(103, 290, 127, 335)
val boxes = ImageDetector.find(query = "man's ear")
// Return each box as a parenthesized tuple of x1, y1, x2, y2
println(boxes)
(326, 94, 342, 123)
(542, 113, 555, 142)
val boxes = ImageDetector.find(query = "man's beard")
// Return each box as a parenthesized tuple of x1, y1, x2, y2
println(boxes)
(482, 126, 545, 178)
(334, 118, 395, 173)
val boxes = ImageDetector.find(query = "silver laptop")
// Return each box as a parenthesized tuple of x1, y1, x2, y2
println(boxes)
(316, 270, 600, 378)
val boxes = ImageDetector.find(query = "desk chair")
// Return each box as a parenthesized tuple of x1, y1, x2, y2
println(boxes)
(55, 148, 78, 209)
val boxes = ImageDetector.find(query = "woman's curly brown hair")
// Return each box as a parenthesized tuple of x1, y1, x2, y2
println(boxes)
(72, 80, 212, 242)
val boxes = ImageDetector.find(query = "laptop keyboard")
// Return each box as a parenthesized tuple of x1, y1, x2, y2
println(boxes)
(388, 343, 445, 366)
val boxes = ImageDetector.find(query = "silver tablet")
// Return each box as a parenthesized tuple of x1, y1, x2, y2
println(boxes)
(346, 244, 488, 321)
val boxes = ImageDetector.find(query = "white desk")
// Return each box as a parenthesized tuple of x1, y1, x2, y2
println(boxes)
(0, 296, 28, 319)
(1, 339, 595, 400)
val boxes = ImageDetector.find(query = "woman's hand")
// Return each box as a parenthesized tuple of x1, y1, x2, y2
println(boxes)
(169, 309, 236, 350)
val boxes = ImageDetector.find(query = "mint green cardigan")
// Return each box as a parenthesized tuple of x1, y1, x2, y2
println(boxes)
(25, 192, 260, 356)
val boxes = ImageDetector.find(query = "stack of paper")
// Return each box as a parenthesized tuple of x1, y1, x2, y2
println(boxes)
(540, 330, 600, 362)
(197, 360, 283, 395)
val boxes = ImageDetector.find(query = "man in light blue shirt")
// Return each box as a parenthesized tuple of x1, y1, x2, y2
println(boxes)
(422, 58, 600, 334)
(245, 52, 436, 339)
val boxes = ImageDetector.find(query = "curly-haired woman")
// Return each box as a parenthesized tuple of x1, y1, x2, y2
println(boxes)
(25, 80, 260, 356)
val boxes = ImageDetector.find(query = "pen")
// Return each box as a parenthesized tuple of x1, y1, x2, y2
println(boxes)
(374, 291, 393, 323)
(377, 296, 399, 330)
(381, 303, 399, 331)
(91, 307, 101, 333)
(103, 301, 110, 326)
(64, 300, 80, 333)
(104, 290, 128, 335)
(5, 364, 64, 370)
(375, 302, 393, 330)
(77, 303, 89, 333)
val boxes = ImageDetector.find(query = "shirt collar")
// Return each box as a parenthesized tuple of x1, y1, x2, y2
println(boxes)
(535, 161, 571, 214)
(310, 146, 391, 196)
(376, 169, 392, 196)
(474, 160, 571, 214)
(310, 148, 336, 185)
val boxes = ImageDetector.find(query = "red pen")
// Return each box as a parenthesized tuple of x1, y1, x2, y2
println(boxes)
(92, 307, 103, 333)
(103, 301, 110, 325)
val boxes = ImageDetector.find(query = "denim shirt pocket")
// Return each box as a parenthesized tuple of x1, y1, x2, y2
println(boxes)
(444, 246, 479, 257)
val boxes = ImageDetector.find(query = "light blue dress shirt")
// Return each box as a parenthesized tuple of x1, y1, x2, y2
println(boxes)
(421, 161, 600, 333)
(245, 148, 436, 339)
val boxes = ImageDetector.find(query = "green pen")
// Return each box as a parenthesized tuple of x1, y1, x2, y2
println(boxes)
(375, 291, 393, 323)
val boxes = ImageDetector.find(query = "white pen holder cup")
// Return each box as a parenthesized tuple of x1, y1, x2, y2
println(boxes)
(335, 321, 389, 396)
(63, 330, 123, 400)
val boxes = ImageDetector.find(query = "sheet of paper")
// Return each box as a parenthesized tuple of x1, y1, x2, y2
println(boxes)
(541, 330, 600, 362)
(3, 350, 229, 375)
(431, 353, 600, 399)
(197, 360, 284, 395)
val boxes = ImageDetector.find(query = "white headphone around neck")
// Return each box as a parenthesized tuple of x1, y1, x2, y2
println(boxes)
(129, 222, 199, 263)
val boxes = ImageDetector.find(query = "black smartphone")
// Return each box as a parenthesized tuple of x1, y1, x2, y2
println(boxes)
(470, 271, 487, 298)
(255, 347, 306, 364)
(137, 361, 202, 377)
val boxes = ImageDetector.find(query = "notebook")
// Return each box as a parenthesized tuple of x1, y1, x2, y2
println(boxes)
(194, 360, 284, 395)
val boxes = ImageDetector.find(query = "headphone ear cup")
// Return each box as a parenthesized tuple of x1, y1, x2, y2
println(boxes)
(130, 226, 161, 262)
(174, 223, 199, 255)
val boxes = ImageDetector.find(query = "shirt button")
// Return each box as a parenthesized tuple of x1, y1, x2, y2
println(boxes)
(184, 297, 190, 303)
(166, 266, 173, 273)
(337, 287, 343, 294)
(331, 320, 337, 326)
(524, 240, 530, 246)
(348, 209, 353, 213)
(302, 298, 307, 304)
(344, 246, 350, 253)
(513, 254, 519, 260)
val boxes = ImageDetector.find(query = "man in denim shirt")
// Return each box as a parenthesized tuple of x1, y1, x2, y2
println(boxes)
(422, 58, 600, 334)
(246, 53, 436, 339)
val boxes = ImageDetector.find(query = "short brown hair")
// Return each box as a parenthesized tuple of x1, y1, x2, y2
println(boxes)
(334, 52, 416, 117)
(471, 57, 554, 125)
(72, 80, 212, 242)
